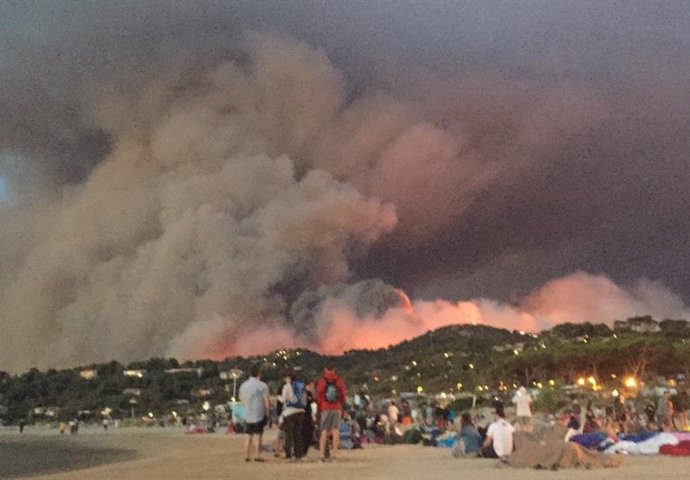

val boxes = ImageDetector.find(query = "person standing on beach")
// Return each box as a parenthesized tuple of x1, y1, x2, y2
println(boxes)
(239, 363, 270, 462)
(316, 364, 347, 462)
(512, 386, 532, 430)
(298, 381, 317, 458)
(273, 380, 286, 458)
(388, 401, 400, 433)
(280, 370, 306, 460)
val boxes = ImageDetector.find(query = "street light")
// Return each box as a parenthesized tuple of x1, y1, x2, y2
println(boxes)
(624, 376, 638, 389)
(128, 398, 137, 420)
(229, 369, 244, 402)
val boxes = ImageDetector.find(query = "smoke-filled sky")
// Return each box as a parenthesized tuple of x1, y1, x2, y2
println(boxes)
(1, 1, 689, 371)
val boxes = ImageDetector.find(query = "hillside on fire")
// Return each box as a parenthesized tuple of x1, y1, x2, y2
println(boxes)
(1, 315, 689, 423)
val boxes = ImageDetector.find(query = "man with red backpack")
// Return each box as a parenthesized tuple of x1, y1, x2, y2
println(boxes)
(316, 364, 347, 462)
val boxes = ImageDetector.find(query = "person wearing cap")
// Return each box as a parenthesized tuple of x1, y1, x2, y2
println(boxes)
(480, 408, 514, 459)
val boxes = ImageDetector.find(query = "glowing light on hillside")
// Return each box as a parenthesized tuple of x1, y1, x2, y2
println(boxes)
(624, 376, 638, 388)
(577, 377, 585, 386)
(456, 382, 463, 390)
(612, 389, 620, 397)
(416, 385, 424, 393)
(587, 376, 597, 386)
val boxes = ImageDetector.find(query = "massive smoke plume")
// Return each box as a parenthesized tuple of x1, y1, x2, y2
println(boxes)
(1, 1, 689, 371)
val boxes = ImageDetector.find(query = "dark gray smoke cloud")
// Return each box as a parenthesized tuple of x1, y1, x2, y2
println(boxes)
(1, 1, 689, 371)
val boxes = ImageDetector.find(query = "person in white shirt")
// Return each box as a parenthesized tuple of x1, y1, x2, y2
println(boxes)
(512, 386, 532, 430)
(480, 409, 515, 459)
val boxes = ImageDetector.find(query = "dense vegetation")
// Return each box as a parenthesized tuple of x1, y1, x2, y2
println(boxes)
(1, 316, 689, 423)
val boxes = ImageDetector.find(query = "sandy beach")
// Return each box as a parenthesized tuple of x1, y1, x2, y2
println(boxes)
(2, 428, 690, 480)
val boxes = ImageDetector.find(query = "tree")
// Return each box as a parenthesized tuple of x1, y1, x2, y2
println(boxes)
(659, 319, 690, 337)
(614, 316, 660, 333)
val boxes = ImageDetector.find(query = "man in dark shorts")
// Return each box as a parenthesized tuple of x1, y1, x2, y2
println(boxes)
(316, 364, 347, 462)
(239, 363, 270, 462)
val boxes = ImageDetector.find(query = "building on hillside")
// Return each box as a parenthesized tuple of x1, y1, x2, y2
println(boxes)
(80, 369, 97, 380)
(32, 406, 59, 418)
(196, 388, 213, 398)
(165, 367, 203, 377)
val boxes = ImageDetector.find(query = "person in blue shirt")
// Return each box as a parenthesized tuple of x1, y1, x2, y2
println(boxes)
(452, 412, 482, 458)
(238, 363, 270, 462)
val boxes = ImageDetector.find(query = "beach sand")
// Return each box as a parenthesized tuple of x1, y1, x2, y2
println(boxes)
(3, 428, 690, 480)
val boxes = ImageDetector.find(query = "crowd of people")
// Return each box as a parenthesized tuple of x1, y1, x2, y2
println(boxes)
(556, 390, 690, 440)
(238, 364, 690, 464)
(452, 386, 690, 460)
(238, 362, 347, 463)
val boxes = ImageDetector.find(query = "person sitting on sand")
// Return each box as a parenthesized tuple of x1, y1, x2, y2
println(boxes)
(671, 390, 689, 431)
(480, 409, 514, 460)
(657, 391, 673, 431)
(582, 413, 601, 433)
(452, 413, 482, 458)
(239, 363, 270, 462)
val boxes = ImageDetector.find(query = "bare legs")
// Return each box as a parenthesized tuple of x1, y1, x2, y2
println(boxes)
(245, 432, 264, 460)
(319, 428, 339, 460)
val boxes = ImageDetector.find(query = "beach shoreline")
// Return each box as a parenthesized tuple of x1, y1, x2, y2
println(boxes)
(3, 427, 690, 480)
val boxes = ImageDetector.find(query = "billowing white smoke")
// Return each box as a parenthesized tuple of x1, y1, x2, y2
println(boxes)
(0, 34, 688, 372)
(0, 35, 398, 370)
